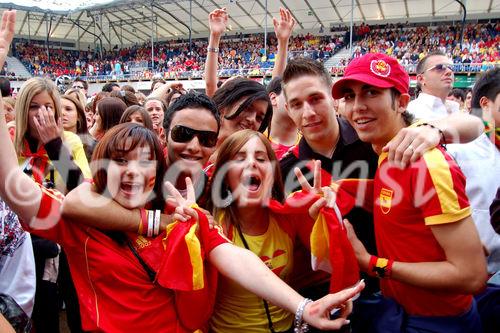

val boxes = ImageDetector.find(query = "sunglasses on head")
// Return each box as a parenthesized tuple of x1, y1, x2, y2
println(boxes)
(425, 63, 454, 73)
(72, 85, 84, 89)
(170, 125, 218, 147)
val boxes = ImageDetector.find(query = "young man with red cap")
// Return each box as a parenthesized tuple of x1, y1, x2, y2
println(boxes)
(332, 53, 487, 332)
(280, 57, 485, 333)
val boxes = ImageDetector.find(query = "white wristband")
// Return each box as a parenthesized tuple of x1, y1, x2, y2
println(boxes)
(153, 209, 161, 236)
(147, 210, 154, 238)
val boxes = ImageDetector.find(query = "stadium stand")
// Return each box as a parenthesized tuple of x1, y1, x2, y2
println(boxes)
(11, 20, 497, 80)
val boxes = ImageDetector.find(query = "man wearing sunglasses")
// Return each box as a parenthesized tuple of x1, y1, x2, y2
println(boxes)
(163, 92, 220, 201)
(63, 92, 220, 233)
(408, 52, 500, 277)
(408, 51, 459, 118)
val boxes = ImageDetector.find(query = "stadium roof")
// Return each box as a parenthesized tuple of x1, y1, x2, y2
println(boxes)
(2, 0, 499, 46)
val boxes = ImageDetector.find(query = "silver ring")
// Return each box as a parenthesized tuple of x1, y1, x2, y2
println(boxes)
(408, 145, 414, 151)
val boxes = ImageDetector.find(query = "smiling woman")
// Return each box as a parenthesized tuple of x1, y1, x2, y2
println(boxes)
(212, 77, 273, 147)
(91, 123, 166, 209)
(208, 130, 338, 333)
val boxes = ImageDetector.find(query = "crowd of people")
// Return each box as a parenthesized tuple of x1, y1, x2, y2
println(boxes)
(0, 6, 499, 333)
(12, 31, 342, 80)
(348, 21, 499, 71)
(9, 18, 498, 81)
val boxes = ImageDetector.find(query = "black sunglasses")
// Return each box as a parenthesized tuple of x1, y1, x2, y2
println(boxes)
(425, 63, 454, 73)
(170, 125, 218, 147)
(72, 85, 84, 89)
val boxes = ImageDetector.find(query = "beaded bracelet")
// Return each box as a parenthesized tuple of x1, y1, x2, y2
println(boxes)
(294, 298, 313, 333)
(207, 47, 219, 53)
(417, 122, 447, 145)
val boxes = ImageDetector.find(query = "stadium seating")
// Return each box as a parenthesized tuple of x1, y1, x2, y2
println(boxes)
(12, 21, 498, 80)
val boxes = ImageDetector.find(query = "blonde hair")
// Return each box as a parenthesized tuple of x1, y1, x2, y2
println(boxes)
(14, 77, 61, 154)
(2, 96, 15, 109)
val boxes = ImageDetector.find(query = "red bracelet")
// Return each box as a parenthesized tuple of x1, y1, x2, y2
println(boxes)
(138, 208, 148, 235)
(368, 255, 378, 277)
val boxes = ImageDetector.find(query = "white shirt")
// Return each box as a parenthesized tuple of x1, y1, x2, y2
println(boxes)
(407, 92, 460, 120)
(0, 200, 36, 316)
(408, 93, 500, 273)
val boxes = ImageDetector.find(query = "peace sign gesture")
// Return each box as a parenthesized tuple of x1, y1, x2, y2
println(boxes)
(294, 160, 337, 220)
(294, 160, 322, 194)
(165, 177, 199, 223)
(0, 10, 15, 71)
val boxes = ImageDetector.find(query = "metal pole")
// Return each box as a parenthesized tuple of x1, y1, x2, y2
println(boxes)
(151, 2, 155, 71)
(27, 12, 31, 42)
(45, 16, 50, 64)
(264, 0, 267, 59)
(454, 0, 466, 50)
(349, 0, 354, 57)
(189, 0, 192, 55)
(77, 22, 80, 50)
(94, 15, 96, 53)
(108, 21, 111, 50)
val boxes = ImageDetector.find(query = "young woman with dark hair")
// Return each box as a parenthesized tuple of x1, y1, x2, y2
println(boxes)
(89, 97, 127, 140)
(119, 105, 154, 130)
(212, 77, 273, 145)
(61, 94, 96, 163)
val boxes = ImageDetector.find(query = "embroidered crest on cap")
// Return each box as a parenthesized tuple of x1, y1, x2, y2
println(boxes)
(370, 60, 391, 77)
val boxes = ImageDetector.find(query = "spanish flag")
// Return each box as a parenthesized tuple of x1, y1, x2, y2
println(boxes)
(268, 178, 373, 293)
(153, 207, 225, 331)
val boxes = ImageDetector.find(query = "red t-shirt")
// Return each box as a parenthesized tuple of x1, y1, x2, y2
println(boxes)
(271, 141, 293, 161)
(374, 147, 472, 316)
(269, 133, 301, 161)
(26, 185, 227, 332)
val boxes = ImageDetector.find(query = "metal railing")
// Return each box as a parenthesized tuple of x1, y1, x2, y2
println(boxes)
(8, 61, 499, 82)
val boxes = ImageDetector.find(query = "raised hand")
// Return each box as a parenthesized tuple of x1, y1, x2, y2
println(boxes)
(294, 159, 322, 194)
(294, 160, 337, 219)
(208, 8, 228, 36)
(302, 280, 365, 330)
(0, 10, 15, 71)
(273, 7, 295, 42)
(33, 106, 63, 144)
(165, 177, 198, 223)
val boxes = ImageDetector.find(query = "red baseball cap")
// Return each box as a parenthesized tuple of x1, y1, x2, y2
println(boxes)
(331, 53, 409, 99)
